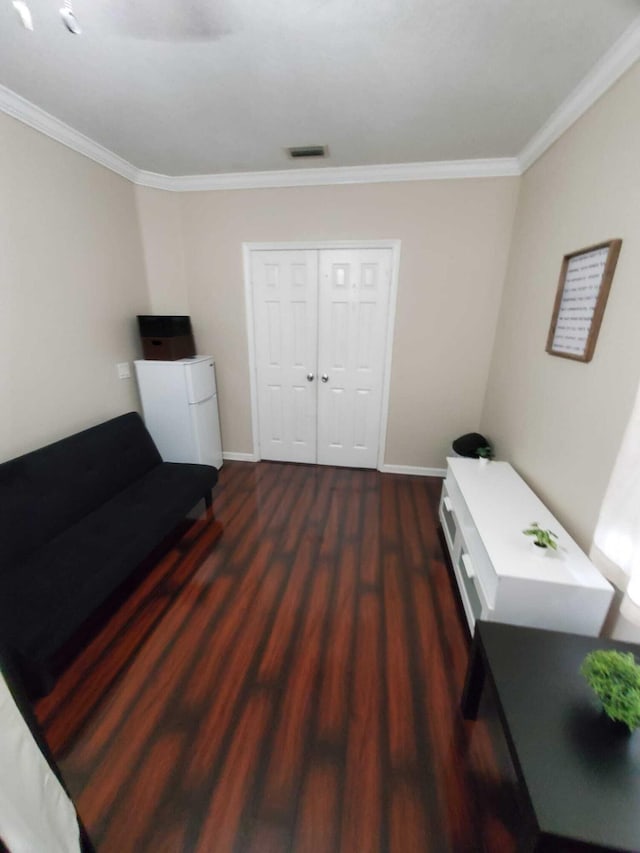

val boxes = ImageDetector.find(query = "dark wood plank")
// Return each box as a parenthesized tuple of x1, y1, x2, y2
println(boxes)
(71, 572, 236, 831)
(316, 540, 357, 745)
(389, 777, 430, 853)
(292, 759, 340, 853)
(194, 693, 273, 853)
(256, 533, 314, 685)
(340, 591, 383, 853)
(33, 461, 519, 852)
(184, 553, 287, 789)
(383, 552, 417, 771)
(257, 566, 333, 817)
(97, 731, 184, 852)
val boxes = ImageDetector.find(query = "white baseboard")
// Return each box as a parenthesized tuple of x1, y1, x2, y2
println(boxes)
(379, 464, 446, 477)
(222, 451, 259, 463)
(220, 453, 445, 474)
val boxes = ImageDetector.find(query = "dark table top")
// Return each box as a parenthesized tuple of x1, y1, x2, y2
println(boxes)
(476, 621, 640, 851)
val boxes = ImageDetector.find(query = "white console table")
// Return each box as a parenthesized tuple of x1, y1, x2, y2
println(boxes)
(439, 458, 613, 636)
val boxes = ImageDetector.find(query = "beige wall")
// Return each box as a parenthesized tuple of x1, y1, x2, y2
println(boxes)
(135, 187, 189, 315)
(0, 112, 149, 462)
(152, 179, 518, 464)
(1, 115, 518, 470)
(481, 61, 640, 551)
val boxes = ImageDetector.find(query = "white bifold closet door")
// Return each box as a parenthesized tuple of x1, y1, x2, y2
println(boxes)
(251, 248, 392, 469)
(251, 250, 319, 464)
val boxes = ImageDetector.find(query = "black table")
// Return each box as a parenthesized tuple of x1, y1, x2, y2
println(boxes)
(462, 622, 640, 852)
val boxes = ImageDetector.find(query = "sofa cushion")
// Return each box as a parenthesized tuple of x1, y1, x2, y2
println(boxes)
(0, 461, 217, 666)
(0, 413, 162, 563)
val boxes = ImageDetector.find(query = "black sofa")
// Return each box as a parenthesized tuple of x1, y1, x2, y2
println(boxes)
(0, 412, 218, 696)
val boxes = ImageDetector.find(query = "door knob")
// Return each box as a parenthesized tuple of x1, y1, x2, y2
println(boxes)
(321, 373, 329, 383)
(306, 373, 314, 382)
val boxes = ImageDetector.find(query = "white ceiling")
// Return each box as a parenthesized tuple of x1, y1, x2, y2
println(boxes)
(0, 0, 639, 177)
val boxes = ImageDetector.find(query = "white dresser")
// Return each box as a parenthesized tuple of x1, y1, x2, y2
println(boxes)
(439, 458, 613, 636)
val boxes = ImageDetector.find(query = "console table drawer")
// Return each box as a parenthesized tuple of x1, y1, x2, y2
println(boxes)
(455, 548, 483, 628)
(441, 475, 497, 609)
(439, 486, 458, 554)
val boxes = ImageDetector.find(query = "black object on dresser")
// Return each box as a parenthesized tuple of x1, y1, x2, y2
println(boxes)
(0, 412, 218, 696)
(462, 621, 640, 852)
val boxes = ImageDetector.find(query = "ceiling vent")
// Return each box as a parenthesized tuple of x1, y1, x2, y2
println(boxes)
(286, 145, 328, 160)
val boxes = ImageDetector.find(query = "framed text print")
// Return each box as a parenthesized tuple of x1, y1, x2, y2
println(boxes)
(546, 239, 622, 363)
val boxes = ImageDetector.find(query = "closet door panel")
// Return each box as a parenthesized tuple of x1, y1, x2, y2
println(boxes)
(317, 249, 392, 468)
(252, 250, 318, 463)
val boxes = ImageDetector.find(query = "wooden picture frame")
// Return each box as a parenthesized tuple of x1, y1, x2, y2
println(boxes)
(546, 239, 622, 363)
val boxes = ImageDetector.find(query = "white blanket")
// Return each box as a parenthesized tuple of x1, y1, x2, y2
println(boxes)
(0, 672, 80, 853)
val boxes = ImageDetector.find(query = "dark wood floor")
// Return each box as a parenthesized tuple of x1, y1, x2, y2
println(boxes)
(36, 461, 520, 852)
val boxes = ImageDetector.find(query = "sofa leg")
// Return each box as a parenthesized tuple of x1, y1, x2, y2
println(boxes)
(204, 491, 212, 509)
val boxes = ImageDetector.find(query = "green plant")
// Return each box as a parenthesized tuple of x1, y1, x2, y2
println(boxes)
(522, 522, 558, 550)
(581, 649, 640, 731)
(477, 445, 494, 460)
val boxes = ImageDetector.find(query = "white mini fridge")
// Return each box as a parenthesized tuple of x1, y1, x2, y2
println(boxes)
(134, 356, 223, 469)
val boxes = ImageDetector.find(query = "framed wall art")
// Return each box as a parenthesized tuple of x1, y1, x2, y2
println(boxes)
(546, 239, 622, 363)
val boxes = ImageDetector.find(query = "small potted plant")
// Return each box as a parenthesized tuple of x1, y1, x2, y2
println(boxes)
(476, 445, 494, 467)
(580, 649, 640, 733)
(522, 521, 558, 556)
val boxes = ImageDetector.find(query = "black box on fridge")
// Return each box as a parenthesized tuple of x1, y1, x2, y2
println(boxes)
(137, 315, 196, 361)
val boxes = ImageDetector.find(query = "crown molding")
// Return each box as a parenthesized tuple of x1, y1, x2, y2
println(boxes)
(0, 83, 138, 182)
(0, 85, 518, 187)
(2, 14, 639, 189)
(134, 157, 520, 192)
(518, 15, 640, 172)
